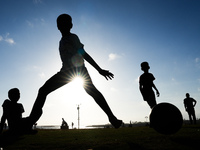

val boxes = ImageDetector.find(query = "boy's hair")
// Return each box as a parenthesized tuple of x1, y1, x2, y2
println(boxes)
(186, 93, 190, 97)
(8, 88, 20, 102)
(141, 62, 150, 69)
(57, 14, 73, 31)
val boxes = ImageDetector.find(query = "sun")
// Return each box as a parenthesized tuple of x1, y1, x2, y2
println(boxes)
(71, 76, 84, 88)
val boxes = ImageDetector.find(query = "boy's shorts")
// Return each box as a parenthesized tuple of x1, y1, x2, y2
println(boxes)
(41, 67, 93, 93)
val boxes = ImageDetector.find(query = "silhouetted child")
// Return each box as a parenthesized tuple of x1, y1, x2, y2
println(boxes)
(61, 118, 68, 127)
(61, 118, 69, 129)
(0, 88, 24, 133)
(28, 14, 122, 129)
(139, 62, 160, 108)
(184, 93, 197, 124)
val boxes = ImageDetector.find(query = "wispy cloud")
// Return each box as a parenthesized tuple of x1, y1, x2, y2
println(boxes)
(108, 53, 121, 61)
(194, 57, 200, 69)
(33, 66, 46, 79)
(171, 78, 175, 81)
(27, 65, 46, 79)
(5, 38, 15, 45)
(33, 0, 43, 4)
(38, 72, 46, 79)
(26, 18, 46, 28)
(195, 57, 199, 63)
(110, 87, 118, 92)
(26, 20, 34, 28)
(171, 77, 180, 85)
(0, 33, 16, 45)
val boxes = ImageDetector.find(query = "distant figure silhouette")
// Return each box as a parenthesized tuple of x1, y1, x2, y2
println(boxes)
(61, 118, 69, 129)
(0, 88, 24, 134)
(183, 93, 197, 124)
(139, 62, 160, 108)
(28, 14, 122, 129)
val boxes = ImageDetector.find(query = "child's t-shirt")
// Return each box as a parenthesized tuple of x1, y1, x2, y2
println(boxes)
(59, 33, 85, 71)
(2, 99, 24, 127)
(139, 73, 155, 100)
(139, 72, 155, 92)
(184, 98, 196, 110)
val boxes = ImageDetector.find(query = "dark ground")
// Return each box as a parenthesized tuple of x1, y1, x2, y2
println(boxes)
(0, 124, 200, 150)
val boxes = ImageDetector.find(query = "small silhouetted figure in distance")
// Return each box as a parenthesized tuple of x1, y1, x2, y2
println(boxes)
(184, 93, 197, 124)
(61, 118, 69, 129)
(71, 122, 74, 129)
(139, 62, 160, 109)
(28, 14, 122, 130)
(33, 123, 37, 129)
(129, 120, 132, 127)
(0, 88, 24, 134)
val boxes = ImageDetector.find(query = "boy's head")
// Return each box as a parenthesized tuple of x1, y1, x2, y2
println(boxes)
(8, 88, 20, 103)
(186, 93, 190, 98)
(57, 14, 73, 32)
(141, 62, 150, 72)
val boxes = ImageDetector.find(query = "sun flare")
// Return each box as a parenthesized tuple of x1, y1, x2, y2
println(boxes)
(71, 77, 84, 88)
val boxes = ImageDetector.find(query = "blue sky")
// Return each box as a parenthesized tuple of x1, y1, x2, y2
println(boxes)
(0, 0, 200, 128)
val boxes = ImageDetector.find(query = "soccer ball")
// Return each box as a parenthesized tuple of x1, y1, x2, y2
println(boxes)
(149, 102, 183, 135)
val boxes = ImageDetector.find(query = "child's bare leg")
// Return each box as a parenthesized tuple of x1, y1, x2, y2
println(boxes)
(82, 69, 122, 128)
(29, 72, 70, 124)
(86, 85, 114, 117)
(29, 87, 48, 124)
(147, 99, 157, 109)
(84, 85, 122, 128)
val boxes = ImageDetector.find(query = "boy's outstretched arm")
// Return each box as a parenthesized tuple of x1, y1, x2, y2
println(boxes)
(193, 99, 197, 107)
(82, 50, 114, 80)
(139, 83, 142, 94)
(184, 102, 188, 111)
(152, 83, 160, 97)
(0, 112, 6, 133)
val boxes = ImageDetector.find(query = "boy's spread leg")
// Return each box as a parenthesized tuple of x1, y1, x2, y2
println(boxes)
(29, 71, 71, 124)
(82, 67, 122, 128)
(85, 86, 122, 128)
(147, 100, 157, 109)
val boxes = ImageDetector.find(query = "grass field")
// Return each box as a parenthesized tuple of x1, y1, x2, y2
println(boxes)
(1, 125, 200, 150)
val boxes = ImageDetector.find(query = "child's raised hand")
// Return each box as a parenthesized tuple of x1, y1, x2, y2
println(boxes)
(99, 69, 114, 80)
(156, 91, 160, 97)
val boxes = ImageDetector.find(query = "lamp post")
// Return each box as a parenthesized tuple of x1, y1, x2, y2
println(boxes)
(77, 105, 80, 129)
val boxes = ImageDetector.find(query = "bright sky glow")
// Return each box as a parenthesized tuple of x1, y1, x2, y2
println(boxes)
(0, 0, 200, 128)
(72, 77, 84, 87)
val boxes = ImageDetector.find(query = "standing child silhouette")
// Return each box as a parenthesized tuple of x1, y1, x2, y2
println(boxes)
(183, 93, 197, 124)
(28, 14, 122, 128)
(139, 62, 160, 109)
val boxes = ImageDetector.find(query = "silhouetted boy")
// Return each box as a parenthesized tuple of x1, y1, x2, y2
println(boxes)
(139, 62, 160, 108)
(184, 93, 197, 124)
(28, 14, 122, 129)
(61, 118, 68, 129)
(0, 88, 24, 133)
